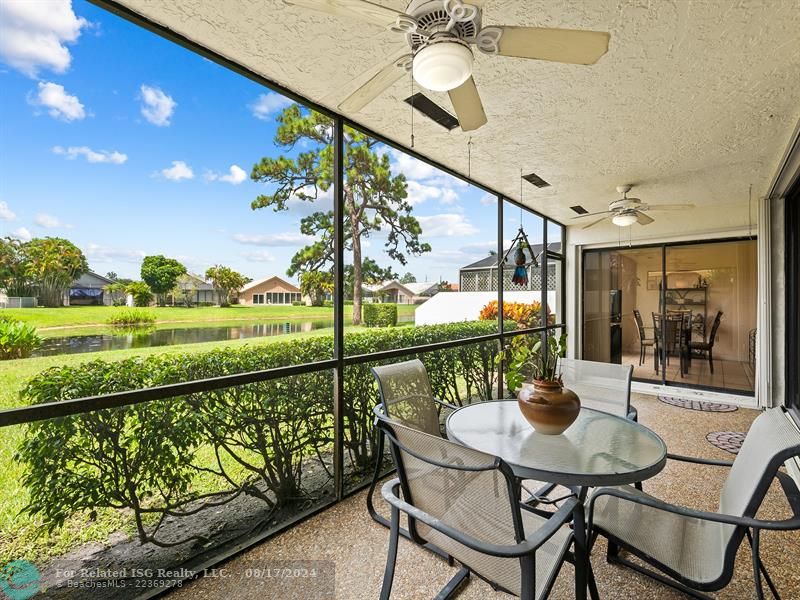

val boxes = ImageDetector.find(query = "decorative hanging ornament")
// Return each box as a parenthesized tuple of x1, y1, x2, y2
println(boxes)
(502, 225, 538, 288)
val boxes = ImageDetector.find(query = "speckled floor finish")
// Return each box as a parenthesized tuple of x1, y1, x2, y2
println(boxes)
(167, 394, 800, 599)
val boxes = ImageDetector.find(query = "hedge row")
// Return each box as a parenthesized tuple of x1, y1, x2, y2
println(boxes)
(362, 303, 398, 327)
(17, 320, 512, 547)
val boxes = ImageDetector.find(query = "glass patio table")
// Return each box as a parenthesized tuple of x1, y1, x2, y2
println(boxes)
(446, 400, 667, 600)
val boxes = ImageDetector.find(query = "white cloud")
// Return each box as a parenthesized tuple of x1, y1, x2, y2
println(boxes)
(406, 181, 460, 207)
(233, 232, 311, 246)
(160, 160, 194, 181)
(52, 145, 127, 164)
(417, 213, 479, 237)
(250, 93, 292, 120)
(84, 243, 146, 264)
(0, 0, 88, 77)
(35, 213, 72, 228)
(28, 81, 85, 121)
(389, 149, 438, 181)
(479, 193, 497, 206)
(206, 164, 247, 185)
(140, 84, 176, 126)
(0, 201, 16, 222)
(242, 250, 276, 262)
(10, 227, 32, 242)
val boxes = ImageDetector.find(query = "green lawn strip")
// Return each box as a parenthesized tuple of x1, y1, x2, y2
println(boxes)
(3, 304, 417, 330)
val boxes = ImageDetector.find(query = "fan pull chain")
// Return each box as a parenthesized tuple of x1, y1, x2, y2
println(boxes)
(467, 137, 472, 181)
(748, 183, 753, 238)
(410, 74, 415, 149)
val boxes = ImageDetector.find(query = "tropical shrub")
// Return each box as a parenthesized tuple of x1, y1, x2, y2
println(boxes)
(125, 281, 153, 307)
(107, 308, 157, 326)
(17, 321, 510, 546)
(479, 300, 546, 328)
(0, 319, 42, 359)
(362, 303, 397, 327)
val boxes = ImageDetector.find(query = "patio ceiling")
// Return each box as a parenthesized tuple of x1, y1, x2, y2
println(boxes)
(117, 0, 800, 227)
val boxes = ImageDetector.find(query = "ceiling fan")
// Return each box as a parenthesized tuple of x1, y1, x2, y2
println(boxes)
(572, 185, 696, 229)
(283, 0, 611, 131)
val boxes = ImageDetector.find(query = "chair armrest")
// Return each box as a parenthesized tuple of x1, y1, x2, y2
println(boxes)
(382, 478, 577, 558)
(587, 486, 800, 532)
(434, 398, 460, 412)
(666, 452, 734, 467)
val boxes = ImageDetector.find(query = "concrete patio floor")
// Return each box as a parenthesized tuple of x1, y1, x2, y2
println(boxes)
(167, 394, 800, 599)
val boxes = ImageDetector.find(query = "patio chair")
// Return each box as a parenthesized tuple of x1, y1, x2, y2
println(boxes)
(376, 410, 579, 600)
(557, 358, 635, 421)
(632, 309, 655, 366)
(366, 359, 458, 528)
(587, 407, 800, 599)
(689, 310, 723, 374)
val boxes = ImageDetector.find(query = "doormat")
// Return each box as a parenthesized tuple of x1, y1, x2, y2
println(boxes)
(658, 395, 738, 412)
(706, 431, 746, 454)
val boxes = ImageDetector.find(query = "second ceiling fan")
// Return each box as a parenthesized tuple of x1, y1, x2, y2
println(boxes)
(284, 0, 611, 131)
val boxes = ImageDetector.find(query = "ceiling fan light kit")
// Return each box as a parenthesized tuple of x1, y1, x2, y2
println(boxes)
(611, 213, 638, 227)
(412, 39, 473, 92)
(571, 184, 696, 229)
(285, 0, 610, 131)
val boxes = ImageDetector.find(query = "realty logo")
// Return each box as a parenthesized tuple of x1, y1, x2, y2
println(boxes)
(0, 560, 40, 600)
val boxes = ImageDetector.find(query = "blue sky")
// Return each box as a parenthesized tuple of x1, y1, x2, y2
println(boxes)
(0, 0, 544, 284)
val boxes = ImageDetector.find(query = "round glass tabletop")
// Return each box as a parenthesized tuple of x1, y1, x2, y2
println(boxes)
(446, 401, 667, 486)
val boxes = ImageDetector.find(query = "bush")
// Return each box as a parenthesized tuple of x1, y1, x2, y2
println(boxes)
(17, 321, 512, 546)
(106, 308, 157, 326)
(125, 281, 153, 307)
(479, 300, 546, 328)
(0, 319, 42, 359)
(362, 303, 398, 327)
(291, 300, 303, 306)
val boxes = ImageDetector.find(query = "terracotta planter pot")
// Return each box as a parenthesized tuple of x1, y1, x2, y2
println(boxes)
(517, 380, 581, 435)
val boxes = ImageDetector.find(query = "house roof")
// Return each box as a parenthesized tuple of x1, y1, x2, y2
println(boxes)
(239, 275, 300, 294)
(178, 272, 214, 290)
(380, 281, 438, 296)
(72, 270, 115, 286)
(460, 243, 562, 271)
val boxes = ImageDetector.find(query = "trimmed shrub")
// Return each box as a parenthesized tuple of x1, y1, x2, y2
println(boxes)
(106, 308, 156, 326)
(17, 321, 511, 546)
(479, 299, 547, 328)
(291, 300, 303, 306)
(362, 303, 398, 327)
(0, 319, 42, 359)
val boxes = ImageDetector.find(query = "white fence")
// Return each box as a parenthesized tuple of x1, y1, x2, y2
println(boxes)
(0, 296, 38, 309)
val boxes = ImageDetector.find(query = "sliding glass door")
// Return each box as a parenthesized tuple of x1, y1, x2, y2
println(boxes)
(582, 238, 757, 396)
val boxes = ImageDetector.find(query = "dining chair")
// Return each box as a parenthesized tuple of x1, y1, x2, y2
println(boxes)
(587, 407, 800, 599)
(367, 359, 458, 527)
(557, 358, 635, 421)
(652, 312, 687, 375)
(376, 409, 579, 600)
(632, 309, 655, 366)
(689, 310, 723, 374)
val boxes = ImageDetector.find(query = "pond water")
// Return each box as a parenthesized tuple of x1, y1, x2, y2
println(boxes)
(33, 314, 414, 357)
(34, 320, 335, 357)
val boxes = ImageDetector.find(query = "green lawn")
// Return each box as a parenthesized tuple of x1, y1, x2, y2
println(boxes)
(3, 304, 417, 330)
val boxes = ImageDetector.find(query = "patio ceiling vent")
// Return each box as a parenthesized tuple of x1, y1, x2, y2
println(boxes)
(570, 205, 589, 214)
(522, 172, 551, 188)
(404, 93, 459, 131)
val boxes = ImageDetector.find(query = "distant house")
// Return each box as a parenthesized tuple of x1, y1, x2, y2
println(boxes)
(379, 281, 439, 304)
(172, 273, 216, 306)
(459, 243, 561, 292)
(239, 275, 302, 306)
(69, 271, 114, 306)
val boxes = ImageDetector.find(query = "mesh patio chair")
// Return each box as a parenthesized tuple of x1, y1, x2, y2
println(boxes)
(367, 359, 459, 528)
(376, 410, 579, 600)
(557, 358, 636, 421)
(587, 407, 800, 599)
(633, 309, 655, 367)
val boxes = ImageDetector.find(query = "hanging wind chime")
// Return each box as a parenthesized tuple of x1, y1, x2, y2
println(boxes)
(501, 171, 538, 287)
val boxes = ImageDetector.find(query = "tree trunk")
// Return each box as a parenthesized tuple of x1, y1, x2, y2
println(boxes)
(351, 216, 363, 326)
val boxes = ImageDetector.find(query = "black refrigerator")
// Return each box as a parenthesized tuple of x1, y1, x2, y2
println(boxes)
(609, 289, 623, 364)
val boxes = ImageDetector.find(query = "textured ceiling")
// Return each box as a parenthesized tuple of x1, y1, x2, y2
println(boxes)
(118, 0, 800, 235)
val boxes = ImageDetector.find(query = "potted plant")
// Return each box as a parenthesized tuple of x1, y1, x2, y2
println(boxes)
(500, 332, 580, 435)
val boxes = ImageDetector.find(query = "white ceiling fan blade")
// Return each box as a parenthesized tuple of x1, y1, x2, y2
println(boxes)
(448, 76, 487, 131)
(283, 0, 405, 29)
(571, 210, 613, 219)
(635, 211, 655, 225)
(491, 26, 610, 65)
(582, 216, 609, 230)
(646, 203, 696, 211)
(338, 56, 409, 113)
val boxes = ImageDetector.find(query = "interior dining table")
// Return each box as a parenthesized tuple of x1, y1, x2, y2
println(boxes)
(446, 400, 668, 600)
